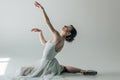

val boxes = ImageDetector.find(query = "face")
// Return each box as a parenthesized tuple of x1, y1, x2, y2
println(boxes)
(61, 25, 73, 36)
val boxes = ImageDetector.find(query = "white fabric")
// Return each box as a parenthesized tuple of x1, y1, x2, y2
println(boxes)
(7, 40, 66, 80)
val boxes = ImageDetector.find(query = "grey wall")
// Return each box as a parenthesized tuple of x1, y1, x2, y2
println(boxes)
(0, 0, 120, 77)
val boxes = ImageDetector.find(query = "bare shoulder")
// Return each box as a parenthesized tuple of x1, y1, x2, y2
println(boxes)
(54, 30, 61, 37)
(51, 30, 61, 43)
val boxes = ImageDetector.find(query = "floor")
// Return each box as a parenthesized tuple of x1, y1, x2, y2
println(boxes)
(62, 71, 120, 80)
(0, 70, 120, 80)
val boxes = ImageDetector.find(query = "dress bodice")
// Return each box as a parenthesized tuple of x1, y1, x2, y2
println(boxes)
(42, 40, 57, 60)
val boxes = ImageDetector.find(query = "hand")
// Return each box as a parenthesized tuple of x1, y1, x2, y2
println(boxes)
(31, 28, 42, 33)
(34, 1, 44, 10)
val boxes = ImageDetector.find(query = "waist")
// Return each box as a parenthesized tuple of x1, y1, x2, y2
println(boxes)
(41, 56, 56, 60)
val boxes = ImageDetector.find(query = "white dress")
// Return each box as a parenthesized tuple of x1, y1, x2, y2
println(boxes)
(14, 40, 64, 80)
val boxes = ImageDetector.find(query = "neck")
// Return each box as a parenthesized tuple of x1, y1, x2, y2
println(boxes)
(60, 33, 66, 40)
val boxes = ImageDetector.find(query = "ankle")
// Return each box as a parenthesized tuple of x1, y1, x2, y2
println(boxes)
(80, 69, 86, 73)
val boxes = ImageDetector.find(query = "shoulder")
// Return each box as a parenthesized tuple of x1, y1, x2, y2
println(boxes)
(53, 30, 61, 37)
(51, 32, 61, 43)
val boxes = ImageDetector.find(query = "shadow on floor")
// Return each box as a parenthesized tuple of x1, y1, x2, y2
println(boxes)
(62, 71, 120, 79)
(62, 73, 98, 78)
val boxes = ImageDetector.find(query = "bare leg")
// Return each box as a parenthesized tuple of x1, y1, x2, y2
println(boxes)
(61, 66, 97, 75)
(62, 66, 86, 73)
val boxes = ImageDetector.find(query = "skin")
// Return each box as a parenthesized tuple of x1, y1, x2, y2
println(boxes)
(31, 1, 88, 74)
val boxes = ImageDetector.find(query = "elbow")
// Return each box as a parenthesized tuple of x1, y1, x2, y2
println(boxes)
(41, 42, 45, 46)
(41, 43, 45, 46)
(41, 41, 47, 46)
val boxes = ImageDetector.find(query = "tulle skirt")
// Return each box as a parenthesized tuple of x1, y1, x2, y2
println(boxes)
(9, 58, 65, 80)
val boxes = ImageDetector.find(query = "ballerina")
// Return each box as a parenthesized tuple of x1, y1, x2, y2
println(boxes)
(19, 1, 97, 80)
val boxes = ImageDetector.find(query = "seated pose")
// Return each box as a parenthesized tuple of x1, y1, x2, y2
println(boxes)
(20, 1, 97, 79)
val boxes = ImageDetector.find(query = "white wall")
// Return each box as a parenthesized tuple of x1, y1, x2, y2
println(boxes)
(0, 0, 120, 77)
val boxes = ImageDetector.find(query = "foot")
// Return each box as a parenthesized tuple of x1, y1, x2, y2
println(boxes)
(82, 70, 97, 76)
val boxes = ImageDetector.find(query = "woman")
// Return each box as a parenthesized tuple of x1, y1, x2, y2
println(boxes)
(20, 1, 97, 79)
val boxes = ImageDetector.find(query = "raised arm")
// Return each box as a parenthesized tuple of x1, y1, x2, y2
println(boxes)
(31, 28, 47, 46)
(34, 1, 57, 34)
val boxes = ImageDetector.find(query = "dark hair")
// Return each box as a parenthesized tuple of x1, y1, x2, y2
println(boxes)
(65, 25, 77, 42)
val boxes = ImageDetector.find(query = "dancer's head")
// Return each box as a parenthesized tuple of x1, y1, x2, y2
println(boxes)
(61, 25, 77, 42)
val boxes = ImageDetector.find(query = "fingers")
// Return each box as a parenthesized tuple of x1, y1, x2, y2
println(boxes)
(34, 1, 39, 7)
(31, 29, 37, 32)
(31, 28, 41, 32)
(34, 1, 43, 9)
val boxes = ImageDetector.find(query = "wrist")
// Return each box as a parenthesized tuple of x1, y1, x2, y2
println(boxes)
(38, 7, 44, 10)
(39, 31, 42, 34)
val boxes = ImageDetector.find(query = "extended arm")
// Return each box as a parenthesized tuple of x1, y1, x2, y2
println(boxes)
(42, 9, 56, 33)
(34, 1, 60, 38)
(39, 31, 47, 46)
(31, 28, 47, 46)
